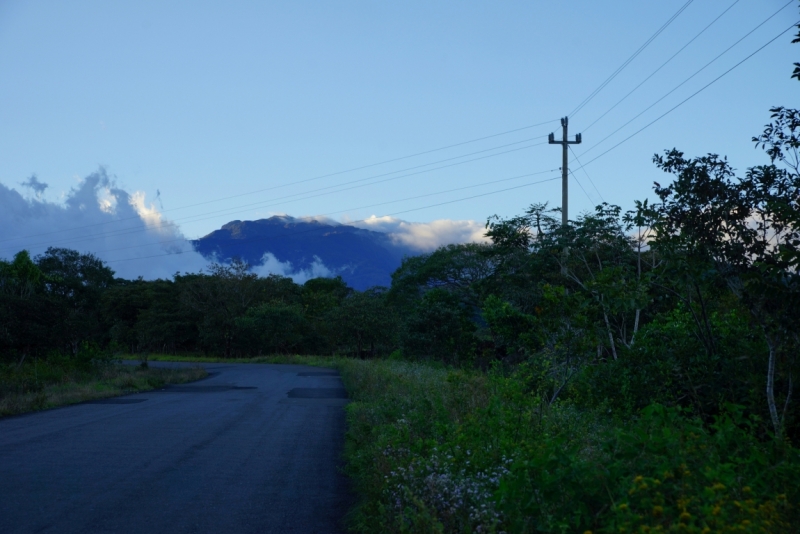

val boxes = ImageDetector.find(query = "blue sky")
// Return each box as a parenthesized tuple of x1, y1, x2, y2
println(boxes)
(0, 0, 797, 253)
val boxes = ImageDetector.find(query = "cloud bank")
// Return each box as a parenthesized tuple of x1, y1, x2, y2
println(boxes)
(251, 253, 335, 284)
(1, 169, 493, 282)
(0, 169, 210, 279)
(350, 215, 490, 253)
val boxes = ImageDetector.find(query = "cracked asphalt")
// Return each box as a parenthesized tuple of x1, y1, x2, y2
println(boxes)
(0, 362, 353, 534)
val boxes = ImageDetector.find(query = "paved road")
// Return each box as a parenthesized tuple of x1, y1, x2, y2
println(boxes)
(0, 362, 354, 534)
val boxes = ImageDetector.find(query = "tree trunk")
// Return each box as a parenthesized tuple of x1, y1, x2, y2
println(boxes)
(765, 330, 781, 435)
(603, 311, 618, 360)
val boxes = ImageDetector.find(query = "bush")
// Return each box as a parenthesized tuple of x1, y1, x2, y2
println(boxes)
(340, 359, 800, 533)
(572, 308, 768, 421)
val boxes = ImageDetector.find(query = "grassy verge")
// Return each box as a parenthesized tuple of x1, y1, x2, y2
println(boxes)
(0, 358, 207, 417)
(337, 359, 800, 533)
(133, 353, 346, 367)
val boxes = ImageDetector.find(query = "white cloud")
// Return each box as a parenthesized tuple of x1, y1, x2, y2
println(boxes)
(0, 168, 210, 280)
(251, 252, 335, 284)
(349, 215, 490, 252)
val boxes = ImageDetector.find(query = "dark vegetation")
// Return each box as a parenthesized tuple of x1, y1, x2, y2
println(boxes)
(3, 22, 800, 534)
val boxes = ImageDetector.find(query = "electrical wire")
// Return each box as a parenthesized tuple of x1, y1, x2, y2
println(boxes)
(79, 169, 561, 257)
(104, 175, 562, 264)
(577, 1, 794, 160)
(1, 119, 559, 244)
(568, 145, 605, 203)
(583, 0, 742, 133)
(574, 20, 799, 171)
(568, 168, 595, 206)
(569, 0, 694, 119)
(1, 139, 552, 253)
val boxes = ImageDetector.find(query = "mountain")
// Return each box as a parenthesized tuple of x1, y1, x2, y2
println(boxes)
(193, 216, 413, 290)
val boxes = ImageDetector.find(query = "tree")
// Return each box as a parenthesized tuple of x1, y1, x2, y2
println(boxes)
(390, 243, 496, 306)
(401, 288, 475, 364)
(328, 288, 397, 358)
(181, 260, 260, 358)
(652, 147, 800, 435)
(35, 247, 116, 355)
(0, 251, 53, 364)
(235, 302, 311, 355)
(486, 203, 652, 360)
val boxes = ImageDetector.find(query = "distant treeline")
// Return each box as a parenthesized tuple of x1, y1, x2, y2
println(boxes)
(0, 248, 397, 362)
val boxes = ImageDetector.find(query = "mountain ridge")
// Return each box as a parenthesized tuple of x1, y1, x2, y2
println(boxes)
(193, 216, 415, 289)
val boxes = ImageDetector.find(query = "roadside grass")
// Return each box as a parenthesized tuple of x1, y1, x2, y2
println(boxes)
(133, 353, 346, 367)
(337, 358, 800, 533)
(0, 358, 207, 417)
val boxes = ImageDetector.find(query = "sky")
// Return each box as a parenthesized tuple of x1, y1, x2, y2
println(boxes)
(0, 0, 798, 278)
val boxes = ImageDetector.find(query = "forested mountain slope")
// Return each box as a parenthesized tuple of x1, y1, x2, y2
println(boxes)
(193, 216, 409, 289)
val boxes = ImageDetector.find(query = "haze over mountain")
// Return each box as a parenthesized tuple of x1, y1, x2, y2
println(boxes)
(195, 216, 444, 289)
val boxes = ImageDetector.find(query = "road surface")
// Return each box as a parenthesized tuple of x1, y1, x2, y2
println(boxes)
(0, 362, 354, 533)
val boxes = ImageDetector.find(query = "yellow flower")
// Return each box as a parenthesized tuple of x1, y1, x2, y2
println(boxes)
(679, 512, 691, 522)
(619, 503, 629, 511)
(712, 505, 721, 516)
(652, 505, 663, 517)
(742, 486, 752, 493)
(711, 482, 725, 491)
(634, 476, 644, 483)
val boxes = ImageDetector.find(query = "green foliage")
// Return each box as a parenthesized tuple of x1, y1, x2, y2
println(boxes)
(574, 307, 768, 419)
(327, 287, 398, 358)
(401, 288, 476, 364)
(235, 302, 310, 354)
(653, 146, 800, 434)
(0, 355, 206, 417)
(340, 359, 800, 533)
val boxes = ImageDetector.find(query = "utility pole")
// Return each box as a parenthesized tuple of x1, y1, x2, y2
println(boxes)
(549, 117, 582, 276)
(548, 116, 582, 227)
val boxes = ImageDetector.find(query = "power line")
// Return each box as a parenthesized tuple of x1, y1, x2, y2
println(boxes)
(577, 2, 795, 161)
(583, 0, 742, 134)
(575, 20, 799, 171)
(78, 169, 561, 257)
(569, 0, 694, 119)
(568, 168, 596, 206)
(568, 145, 605, 203)
(104, 175, 562, 265)
(2, 119, 558, 245)
(0, 136, 545, 254)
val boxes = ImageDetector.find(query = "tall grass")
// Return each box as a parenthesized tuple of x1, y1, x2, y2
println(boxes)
(135, 352, 346, 367)
(337, 359, 800, 533)
(0, 357, 207, 417)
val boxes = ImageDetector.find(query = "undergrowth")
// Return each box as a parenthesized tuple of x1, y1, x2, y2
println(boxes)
(337, 359, 800, 533)
(0, 353, 207, 417)
(131, 352, 346, 367)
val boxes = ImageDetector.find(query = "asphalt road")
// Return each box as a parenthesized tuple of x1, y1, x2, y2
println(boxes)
(0, 362, 354, 534)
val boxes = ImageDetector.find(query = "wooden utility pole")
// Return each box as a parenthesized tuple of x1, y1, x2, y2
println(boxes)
(548, 116, 582, 227)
